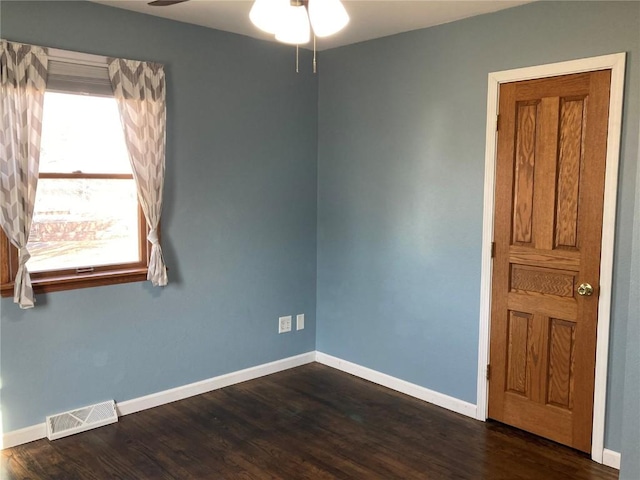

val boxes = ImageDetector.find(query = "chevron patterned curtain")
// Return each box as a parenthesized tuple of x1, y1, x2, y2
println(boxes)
(0, 40, 49, 309)
(107, 59, 168, 287)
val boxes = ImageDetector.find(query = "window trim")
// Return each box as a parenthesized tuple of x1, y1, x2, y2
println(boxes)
(0, 203, 151, 297)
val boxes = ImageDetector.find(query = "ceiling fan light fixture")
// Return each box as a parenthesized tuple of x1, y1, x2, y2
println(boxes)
(249, 0, 289, 34)
(308, 0, 349, 37)
(248, 0, 349, 72)
(275, 3, 311, 45)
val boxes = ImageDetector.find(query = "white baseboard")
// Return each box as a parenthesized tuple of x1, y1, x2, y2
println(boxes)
(2, 350, 622, 468)
(117, 351, 315, 416)
(316, 351, 477, 419)
(2, 423, 47, 450)
(318, 352, 623, 469)
(602, 448, 621, 469)
(2, 351, 315, 450)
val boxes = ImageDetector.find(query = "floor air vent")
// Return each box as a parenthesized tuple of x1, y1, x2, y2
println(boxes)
(46, 400, 118, 440)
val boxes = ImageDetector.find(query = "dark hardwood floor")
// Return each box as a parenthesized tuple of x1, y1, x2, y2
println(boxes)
(2, 363, 618, 479)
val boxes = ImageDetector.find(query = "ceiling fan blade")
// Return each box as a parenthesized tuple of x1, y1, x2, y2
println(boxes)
(148, 0, 190, 6)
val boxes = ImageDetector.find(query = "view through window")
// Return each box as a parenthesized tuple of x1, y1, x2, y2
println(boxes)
(27, 91, 140, 273)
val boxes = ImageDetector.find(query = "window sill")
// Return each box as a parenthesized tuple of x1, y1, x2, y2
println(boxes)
(0, 267, 148, 297)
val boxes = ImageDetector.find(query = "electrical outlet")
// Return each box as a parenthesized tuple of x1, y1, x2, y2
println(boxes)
(296, 314, 305, 330)
(278, 315, 292, 334)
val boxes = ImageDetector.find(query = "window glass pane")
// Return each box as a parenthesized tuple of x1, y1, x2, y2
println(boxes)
(26, 179, 140, 272)
(39, 92, 131, 174)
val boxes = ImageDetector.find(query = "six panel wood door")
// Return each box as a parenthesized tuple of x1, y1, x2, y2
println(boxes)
(488, 70, 611, 452)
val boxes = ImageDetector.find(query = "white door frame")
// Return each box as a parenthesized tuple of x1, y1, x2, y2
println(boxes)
(476, 53, 627, 464)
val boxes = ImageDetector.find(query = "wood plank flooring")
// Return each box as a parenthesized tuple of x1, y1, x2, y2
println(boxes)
(2, 363, 618, 479)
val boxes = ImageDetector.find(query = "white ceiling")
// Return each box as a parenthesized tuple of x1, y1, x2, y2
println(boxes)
(91, 0, 532, 51)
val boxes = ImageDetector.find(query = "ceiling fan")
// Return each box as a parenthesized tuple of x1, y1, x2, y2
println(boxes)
(147, 0, 349, 73)
(146, 0, 348, 46)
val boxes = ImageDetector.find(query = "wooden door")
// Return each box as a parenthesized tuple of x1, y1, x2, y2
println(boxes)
(488, 70, 611, 453)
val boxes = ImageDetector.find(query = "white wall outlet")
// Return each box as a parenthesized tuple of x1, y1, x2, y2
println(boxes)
(278, 315, 292, 334)
(296, 314, 305, 330)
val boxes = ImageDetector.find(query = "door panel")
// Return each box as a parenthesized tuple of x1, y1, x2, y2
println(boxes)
(488, 70, 611, 453)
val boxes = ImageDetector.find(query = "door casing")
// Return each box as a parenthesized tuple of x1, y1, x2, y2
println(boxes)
(476, 53, 626, 464)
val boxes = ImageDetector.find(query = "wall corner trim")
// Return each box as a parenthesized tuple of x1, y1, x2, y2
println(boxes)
(602, 448, 621, 470)
(316, 351, 477, 419)
(602, 449, 621, 470)
(2, 351, 316, 450)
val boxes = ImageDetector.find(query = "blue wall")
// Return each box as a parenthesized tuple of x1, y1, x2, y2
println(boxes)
(316, 0, 639, 455)
(620, 127, 640, 479)
(0, 1, 318, 432)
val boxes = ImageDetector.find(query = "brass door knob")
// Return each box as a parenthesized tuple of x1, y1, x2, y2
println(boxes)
(578, 283, 594, 296)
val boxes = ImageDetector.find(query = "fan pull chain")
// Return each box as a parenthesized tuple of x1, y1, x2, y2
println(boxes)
(313, 35, 317, 74)
(296, 45, 299, 74)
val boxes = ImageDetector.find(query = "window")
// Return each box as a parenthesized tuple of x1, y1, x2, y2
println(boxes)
(0, 53, 152, 296)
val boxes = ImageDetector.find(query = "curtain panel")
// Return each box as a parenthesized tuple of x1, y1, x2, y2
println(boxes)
(0, 40, 49, 309)
(107, 59, 168, 287)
